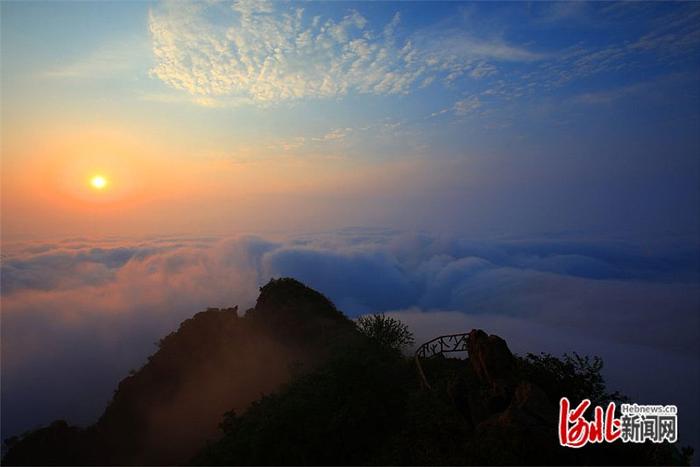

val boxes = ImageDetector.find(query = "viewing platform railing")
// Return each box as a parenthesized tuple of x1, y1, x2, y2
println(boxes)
(414, 333, 470, 389)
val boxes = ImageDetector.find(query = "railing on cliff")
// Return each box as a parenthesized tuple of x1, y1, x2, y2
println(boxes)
(414, 333, 470, 389)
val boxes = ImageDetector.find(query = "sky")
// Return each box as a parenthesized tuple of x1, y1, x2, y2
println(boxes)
(2, 0, 699, 239)
(1, 0, 700, 452)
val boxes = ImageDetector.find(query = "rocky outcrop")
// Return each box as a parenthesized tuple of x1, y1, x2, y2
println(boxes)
(440, 329, 687, 465)
(466, 329, 518, 413)
(458, 330, 561, 462)
(467, 329, 516, 390)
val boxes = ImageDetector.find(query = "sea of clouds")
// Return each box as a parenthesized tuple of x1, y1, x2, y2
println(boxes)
(2, 229, 699, 447)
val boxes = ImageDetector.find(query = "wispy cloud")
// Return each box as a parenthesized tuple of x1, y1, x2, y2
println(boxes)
(526, 5, 700, 91)
(533, 1, 590, 24)
(314, 128, 352, 142)
(265, 119, 412, 155)
(429, 95, 481, 118)
(573, 82, 649, 106)
(453, 95, 482, 116)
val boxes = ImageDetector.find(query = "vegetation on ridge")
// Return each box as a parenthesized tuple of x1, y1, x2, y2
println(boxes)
(2, 278, 693, 466)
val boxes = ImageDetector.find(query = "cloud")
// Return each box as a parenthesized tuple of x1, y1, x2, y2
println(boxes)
(629, 6, 700, 55)
(573, 82, 650, 105)
(147, 1, 541, 105)
(141, 0, 700, 140)
(453, 96, 482, 116)
(528, 5, 700, 91)
(469, 61, 497, 79)
(534, 1, 589, 24)
(2, 230, 698, 447)
(264, 119, 412, 155)
(429, 95, 482, 118)
(314, 128, 352, 142)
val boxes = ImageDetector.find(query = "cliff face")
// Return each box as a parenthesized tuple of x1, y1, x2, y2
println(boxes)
(2, 278, 690, 466)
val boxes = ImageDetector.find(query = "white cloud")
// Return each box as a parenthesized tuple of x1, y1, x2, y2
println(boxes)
(469, 61, 497, 79)
(147, 1, 541, 106)
(315, 128, 351, 142)
(429, 95, 481, 118)
(453, 95, 481, 116)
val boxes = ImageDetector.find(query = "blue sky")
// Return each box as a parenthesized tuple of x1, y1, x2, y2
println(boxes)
(2, 1, 699, 239)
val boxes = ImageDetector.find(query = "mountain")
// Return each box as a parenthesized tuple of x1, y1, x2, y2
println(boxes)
(2, 278, 357, 465)
(2, 278, 692, 465)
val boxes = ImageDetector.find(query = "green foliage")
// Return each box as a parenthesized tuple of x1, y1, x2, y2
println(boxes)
(380, 386, 472, 465)
(193, 339, 414, 465)
(194, 344, 692, 466)
(1, 421, 87, 466)
(517, 352, 626, 406)
(356, 313, 414, 352)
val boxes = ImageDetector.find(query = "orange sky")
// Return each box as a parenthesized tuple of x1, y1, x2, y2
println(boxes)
(1, 121, 431, 239)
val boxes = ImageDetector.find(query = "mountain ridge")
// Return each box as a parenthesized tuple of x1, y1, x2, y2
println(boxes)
(2, 278, 692, 465)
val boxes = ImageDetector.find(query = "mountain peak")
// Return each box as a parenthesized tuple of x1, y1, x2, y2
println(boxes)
(247, 277, 350, 326)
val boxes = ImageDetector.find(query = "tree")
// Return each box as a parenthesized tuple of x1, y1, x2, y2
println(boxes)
(356, 314, 414, 352)
(517, 352, 626, 406)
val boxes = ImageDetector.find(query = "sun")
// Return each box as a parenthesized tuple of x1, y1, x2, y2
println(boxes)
(90, 175, 108, 190)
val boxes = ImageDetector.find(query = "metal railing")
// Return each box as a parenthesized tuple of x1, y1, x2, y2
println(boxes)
(414, 333, 470, 389)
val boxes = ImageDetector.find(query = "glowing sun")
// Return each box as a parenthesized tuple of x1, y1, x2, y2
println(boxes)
(90, 175, 108, 190)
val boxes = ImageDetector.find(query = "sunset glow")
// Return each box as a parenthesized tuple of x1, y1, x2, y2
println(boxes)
(90, 175, 107, 190)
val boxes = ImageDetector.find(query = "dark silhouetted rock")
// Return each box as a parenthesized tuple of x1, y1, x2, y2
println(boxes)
(467, 329, 516, 388)
(467, 329, 517, 412)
